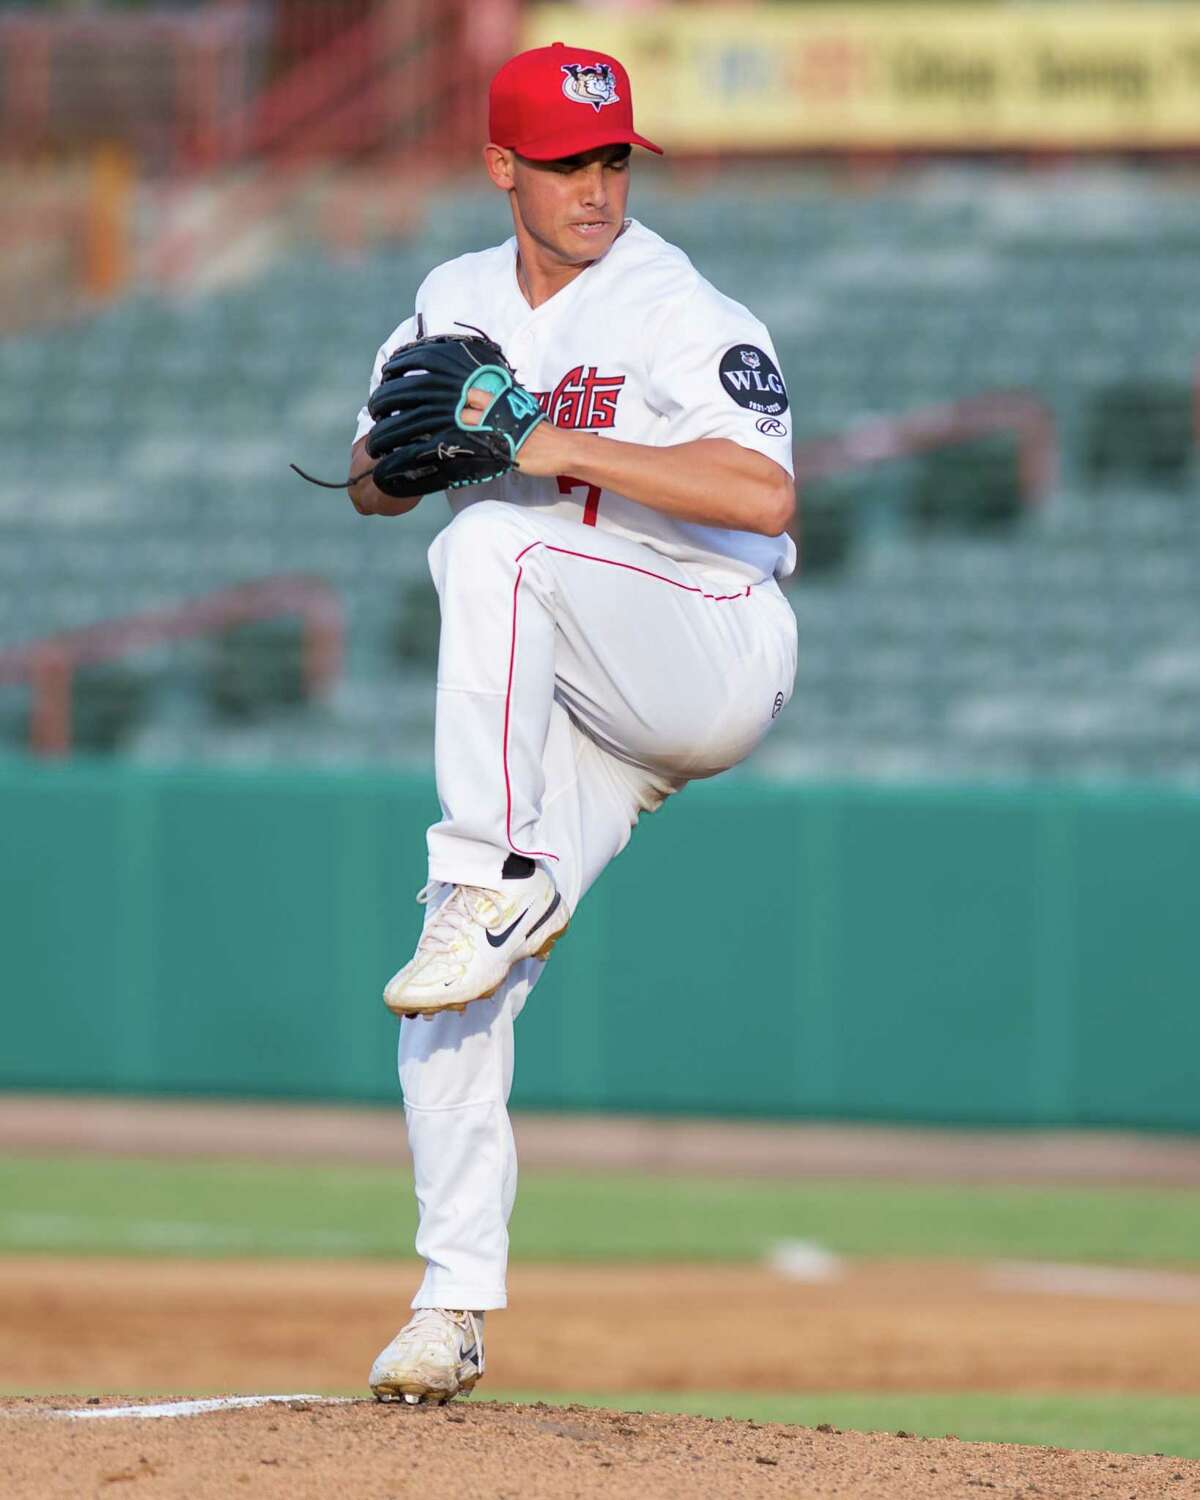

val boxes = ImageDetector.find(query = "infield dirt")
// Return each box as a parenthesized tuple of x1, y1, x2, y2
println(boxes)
(5, 1256, 1200, 1396)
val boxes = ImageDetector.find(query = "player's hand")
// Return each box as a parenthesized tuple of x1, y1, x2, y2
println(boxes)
(349, 481, 420, 518)
(458, 388, 492, 426)
(346, 435, 421, 517)
(460, 386, 569, 478)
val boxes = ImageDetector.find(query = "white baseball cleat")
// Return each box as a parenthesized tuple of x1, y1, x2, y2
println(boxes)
(383, 867, 569, 1018)
(369, 1308, 485, 1405)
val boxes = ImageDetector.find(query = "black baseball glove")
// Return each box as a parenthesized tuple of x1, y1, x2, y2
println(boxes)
(291, 328, 545, 501)
(368, 329, 546, 497)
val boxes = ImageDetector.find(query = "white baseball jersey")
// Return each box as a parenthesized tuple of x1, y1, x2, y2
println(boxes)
(354, 218, 796, 585)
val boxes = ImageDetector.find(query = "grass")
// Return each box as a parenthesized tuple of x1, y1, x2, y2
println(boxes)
(1, 1152, 1199, 1265)
(482, 1391, 1200, 1459)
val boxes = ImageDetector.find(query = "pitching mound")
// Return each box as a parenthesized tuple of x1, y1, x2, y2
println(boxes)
(3, 1396, 1196, 1500)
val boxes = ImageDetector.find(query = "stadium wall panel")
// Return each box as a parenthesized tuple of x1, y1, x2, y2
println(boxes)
(2, 764, 1196, 1130)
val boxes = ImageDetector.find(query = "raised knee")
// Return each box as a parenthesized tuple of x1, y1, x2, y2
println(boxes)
(441, 500, 529, 556)
(429, 501, 544, 589)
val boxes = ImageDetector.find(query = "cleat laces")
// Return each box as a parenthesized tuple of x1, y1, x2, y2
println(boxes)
(405, 1306, 455, 1338)
(413, 882, 506, 957)
(400, 1307, 484, 1371)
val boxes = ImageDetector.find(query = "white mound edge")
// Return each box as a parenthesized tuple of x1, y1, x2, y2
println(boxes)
(40, 1394, 357, 1421)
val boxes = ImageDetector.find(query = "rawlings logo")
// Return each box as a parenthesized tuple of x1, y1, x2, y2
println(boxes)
(561, 62, 620, 112)
(534, 366, 625, 429)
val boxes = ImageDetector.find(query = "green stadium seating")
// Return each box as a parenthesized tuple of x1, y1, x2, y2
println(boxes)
(1, 168, 1197, 779)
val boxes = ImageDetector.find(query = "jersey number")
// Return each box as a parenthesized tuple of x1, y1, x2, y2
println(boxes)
(556, 475, 602, 526)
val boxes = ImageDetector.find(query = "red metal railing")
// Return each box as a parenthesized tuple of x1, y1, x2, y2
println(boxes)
(2, 2, 516, 297)
(147, 6, 451, 280)
(793, 389, 1058, 508)
(200, 8, 378, 167)
(0, 576, 342, 758)
(181, 0, 505, 171)
(0, 1, 505, 172)
(0, 8, 268, 171)
(267, 0, 376, 84)
(145, 0, 510, 284)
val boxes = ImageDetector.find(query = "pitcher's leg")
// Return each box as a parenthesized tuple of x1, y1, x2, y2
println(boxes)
(425, 501, 563, 885)
(399, 701, 661, 1311)
(400, 961, 531, 1311)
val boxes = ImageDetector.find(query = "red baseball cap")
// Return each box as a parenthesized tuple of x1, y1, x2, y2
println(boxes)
(489, 42, 663, 161)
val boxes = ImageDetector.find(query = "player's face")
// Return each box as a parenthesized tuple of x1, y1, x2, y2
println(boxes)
(505, 144, 632, 266)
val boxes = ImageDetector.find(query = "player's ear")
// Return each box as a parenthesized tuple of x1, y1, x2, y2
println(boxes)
(483, 144, 515, 192)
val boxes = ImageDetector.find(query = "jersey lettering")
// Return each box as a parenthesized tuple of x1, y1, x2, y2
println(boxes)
(535, 367, 626, 430)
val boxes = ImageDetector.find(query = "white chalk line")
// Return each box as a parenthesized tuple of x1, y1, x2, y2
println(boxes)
(39, 1395, 357, 1421)
(987, 1260, 1200, 1303)
(0, 1211, 373, 1255)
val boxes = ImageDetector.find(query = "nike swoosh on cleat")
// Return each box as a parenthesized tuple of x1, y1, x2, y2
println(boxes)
(526, 892, 561, 939)
(485, 908, 529, 948)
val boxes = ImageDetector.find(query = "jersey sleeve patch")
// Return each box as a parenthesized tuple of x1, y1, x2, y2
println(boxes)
(718, 344, 788, 416)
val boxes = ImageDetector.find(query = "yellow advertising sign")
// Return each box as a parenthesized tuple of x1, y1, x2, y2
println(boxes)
(525, 5, 1200, 149)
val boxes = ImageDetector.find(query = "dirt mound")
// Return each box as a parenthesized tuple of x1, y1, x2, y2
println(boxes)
(3, 1396, 1196, 1500)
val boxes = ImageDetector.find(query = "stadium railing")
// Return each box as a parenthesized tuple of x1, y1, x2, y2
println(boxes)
(792, 391, 1058, 510)
(0, 577, 342, 758)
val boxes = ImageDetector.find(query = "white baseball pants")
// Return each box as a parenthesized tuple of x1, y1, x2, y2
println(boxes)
(398, 500, 797, 1311)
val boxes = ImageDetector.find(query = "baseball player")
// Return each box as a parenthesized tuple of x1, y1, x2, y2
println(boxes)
(351, 43, 798, 1403)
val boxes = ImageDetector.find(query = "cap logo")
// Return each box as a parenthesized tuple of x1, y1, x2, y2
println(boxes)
(560, 62, 620, 112)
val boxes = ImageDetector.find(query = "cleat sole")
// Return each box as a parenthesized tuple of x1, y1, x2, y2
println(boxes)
(372, 1374, 481, 1406)
(532, 919, 568, 963)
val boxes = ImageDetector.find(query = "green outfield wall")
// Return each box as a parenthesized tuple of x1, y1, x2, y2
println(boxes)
(2, 763, 1196, 1129)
